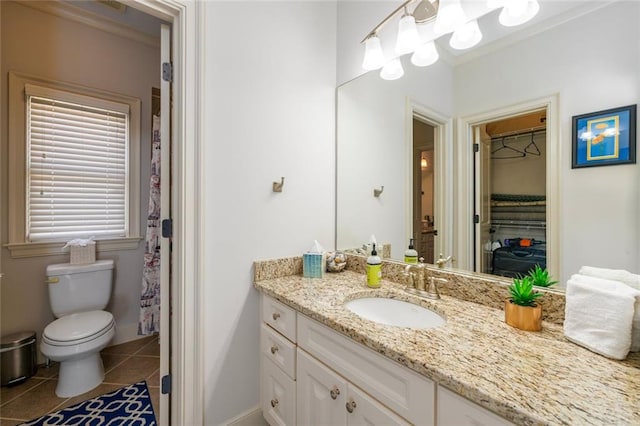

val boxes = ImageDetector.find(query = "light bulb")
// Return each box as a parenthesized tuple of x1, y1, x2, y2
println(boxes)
(395, 14, 421, 55)
(434, 0, 467, 35)
(362, 35, 386, 71)
(499, 0, 540, 27)
(411, 41, 439, 67)
(380, 58, 404, 80)
(449, 20, 483, 50)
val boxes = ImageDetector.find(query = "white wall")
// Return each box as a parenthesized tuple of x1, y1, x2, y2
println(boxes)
(0, 2, 159, 344)
(337, 59, 453, 259)
(454, 1, 640, 283)
(201, 2, 336, 424)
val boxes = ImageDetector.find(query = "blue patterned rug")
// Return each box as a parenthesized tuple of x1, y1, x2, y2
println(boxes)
(21, 381, 156, 425)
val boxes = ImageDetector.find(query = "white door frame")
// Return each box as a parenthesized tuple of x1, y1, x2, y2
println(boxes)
(455, 94, 561, 280)
(129, 1, 204, 425)
(405, 99, 453, 263)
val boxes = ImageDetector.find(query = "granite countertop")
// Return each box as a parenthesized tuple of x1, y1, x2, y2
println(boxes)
(254, 270, 640, 426)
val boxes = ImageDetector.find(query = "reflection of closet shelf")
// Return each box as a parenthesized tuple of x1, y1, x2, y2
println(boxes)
(491, 219, 546, 229)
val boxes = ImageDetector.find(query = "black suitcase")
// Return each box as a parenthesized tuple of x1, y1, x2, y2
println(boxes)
(492, 246, 546, 278)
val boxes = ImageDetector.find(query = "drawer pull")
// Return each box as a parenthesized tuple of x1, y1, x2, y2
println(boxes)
(270, 345, 279, 354)
(271, 398, 279, 408)
(330, 387, 340, 400)
(272, 312, 281, 320)
(346, 400, 357, 413)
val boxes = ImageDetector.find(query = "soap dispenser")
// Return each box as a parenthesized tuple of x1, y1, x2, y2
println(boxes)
(366, 244, 382, 288)
(404, 239, 418, 264)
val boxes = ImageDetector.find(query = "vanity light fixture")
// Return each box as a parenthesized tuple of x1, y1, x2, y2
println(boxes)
(421, 157, 428, 169)
(361, 0, 540, 79)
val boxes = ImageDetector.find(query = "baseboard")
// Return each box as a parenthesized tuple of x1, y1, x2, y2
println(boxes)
(224, 406, 266, 426)
(112, 322, 144, 345)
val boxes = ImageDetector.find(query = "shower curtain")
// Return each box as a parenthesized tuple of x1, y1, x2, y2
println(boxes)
(138, 114, 162, 335)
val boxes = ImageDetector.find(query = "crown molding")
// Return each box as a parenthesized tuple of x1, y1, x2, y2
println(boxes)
(12, 0, 160, 48)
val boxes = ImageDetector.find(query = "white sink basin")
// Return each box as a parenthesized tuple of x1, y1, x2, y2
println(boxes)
(344, 297, 445, 329)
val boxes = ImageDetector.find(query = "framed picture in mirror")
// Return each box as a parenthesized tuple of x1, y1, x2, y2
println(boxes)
(572, 104, 636, 168)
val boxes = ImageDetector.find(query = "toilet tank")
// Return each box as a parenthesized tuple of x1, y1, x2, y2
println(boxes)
(46, 260, 114, 318)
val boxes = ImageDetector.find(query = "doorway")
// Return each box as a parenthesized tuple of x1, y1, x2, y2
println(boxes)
(413, 118, 436, 264)
(474, 110, 548, 277)
(455, 95, 559, 280)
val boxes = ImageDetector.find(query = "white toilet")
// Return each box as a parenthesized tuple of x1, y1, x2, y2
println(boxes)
(40, 260, 116, 397)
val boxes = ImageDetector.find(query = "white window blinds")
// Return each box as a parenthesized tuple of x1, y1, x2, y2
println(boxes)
(26, 87, 129, 242)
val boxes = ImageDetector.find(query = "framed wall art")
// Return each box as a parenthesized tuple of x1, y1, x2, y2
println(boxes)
(572, 104, 636, 168)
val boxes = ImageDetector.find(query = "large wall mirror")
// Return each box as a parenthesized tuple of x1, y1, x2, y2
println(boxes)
(336, 1, 639, 287)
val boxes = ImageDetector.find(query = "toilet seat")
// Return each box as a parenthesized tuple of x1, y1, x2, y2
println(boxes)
(43, 311, 115, 346)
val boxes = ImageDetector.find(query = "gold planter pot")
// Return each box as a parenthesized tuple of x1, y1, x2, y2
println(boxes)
(504, 299, 542, 331)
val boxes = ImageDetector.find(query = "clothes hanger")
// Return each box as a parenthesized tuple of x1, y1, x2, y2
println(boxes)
(491, 136, 526, 159)
(524, 132, 541, 156)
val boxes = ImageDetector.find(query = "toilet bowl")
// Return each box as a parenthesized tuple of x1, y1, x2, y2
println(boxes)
(41, 311, 116, 397)
(41, 260, 115, 398)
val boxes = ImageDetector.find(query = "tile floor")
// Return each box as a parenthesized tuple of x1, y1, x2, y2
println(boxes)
(0, 335, 160, 425)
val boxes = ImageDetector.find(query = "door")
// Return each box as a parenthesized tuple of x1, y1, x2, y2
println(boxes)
(297, 349, 348, 425)
(159, 23, 171, 426)
(474, 126, 492, 273)
(346, 385, 410, 426)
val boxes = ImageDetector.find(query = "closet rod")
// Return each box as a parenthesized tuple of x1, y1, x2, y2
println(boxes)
(490, 128, 546, 141)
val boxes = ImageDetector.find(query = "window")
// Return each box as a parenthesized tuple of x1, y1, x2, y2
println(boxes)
(7, 72, 141, 257)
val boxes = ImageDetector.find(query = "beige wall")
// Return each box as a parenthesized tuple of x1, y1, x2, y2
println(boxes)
(0, 2, 160, 346)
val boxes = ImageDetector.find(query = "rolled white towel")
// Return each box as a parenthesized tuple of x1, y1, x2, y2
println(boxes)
(564, 275, 640, 360)
(579, 266, 640, 290)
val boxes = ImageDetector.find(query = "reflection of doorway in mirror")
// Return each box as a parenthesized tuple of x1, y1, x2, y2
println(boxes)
(475, 109, 547, 278)
(413, 118, 435, 264)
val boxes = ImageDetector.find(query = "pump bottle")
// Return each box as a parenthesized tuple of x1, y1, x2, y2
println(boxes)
(404, 239, 418, 264)
(366, 244, 382, 288)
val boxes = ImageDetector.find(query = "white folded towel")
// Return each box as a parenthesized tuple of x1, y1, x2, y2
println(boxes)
(579, 266, 640, 290)
(564, 274, 640, 360)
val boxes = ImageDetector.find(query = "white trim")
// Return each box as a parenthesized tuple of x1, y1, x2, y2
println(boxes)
(5, 237, 142, 258)
(130, 1, 204, 425)
(405, 100, 454, 263)
(455, 95, 560, 281)
(225, 406, 267, 426)
(14, 0, 160, 48)
(7, 71, 141, 257)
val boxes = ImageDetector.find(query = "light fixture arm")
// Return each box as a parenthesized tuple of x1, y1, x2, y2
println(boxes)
(361, 0, 418, 43)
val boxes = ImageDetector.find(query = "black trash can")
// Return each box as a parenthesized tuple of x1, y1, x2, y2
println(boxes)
(1, 331, 38, 386)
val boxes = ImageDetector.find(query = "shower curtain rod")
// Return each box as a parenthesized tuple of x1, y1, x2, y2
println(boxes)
(490, 127, 546, 141)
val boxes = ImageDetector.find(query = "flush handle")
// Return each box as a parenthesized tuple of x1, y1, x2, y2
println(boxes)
(46, 277, 59, 284)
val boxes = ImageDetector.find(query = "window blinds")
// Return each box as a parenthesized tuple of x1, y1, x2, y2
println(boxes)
(27, 93, 129, 241)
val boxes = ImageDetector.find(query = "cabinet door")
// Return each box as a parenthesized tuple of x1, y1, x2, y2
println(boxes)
(262, 356, 296, 426)
(297, 349, 347, 426)
(437, 386, 514, 426)
(346, 385, 410, 426)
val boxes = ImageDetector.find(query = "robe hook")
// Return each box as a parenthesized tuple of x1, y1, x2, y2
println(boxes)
(373, 186, 384, 197)
(273, 177, 285, 193)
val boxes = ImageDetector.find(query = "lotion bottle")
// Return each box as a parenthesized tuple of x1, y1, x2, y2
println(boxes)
(404, 239, 418, 264)
(366, 244, 382, 288)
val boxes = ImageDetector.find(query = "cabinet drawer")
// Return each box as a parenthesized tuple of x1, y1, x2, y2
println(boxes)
(298, 314, 435, 426)
(262, 295, 297, 342)
(437, 386, 514, 426)
(261, 323, 296, 380)
(262, 356, 296, 426)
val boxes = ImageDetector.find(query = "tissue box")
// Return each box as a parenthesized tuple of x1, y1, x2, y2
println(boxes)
(69, 242, 96, 264)
(303, 253, 326, 278)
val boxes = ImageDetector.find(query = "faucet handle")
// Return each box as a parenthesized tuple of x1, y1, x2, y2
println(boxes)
(436, 253, 453, 268)
(425, 277, 447, 299)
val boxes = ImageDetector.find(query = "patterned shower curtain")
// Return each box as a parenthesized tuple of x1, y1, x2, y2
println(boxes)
(138, 115, 161, 335)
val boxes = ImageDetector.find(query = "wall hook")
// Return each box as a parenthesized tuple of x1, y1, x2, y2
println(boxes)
(373, 186, 384, 197)
(273, 177, 285, 193)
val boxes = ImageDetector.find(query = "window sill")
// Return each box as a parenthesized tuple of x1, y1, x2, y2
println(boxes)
(5, 237, 143, 259)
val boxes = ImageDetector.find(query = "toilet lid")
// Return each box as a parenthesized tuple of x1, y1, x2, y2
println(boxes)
(44, 311, 114, 344)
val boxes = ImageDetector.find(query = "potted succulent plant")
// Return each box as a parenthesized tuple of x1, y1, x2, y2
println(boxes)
(504, 276, 543, 331)
(526, 264, 558, 288)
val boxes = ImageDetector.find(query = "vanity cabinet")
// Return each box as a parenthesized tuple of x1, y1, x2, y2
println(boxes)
(437, 386, 514, 426)
(261, 296, 297, 426)
(297, 348, 408, 425)
(260, 294, 513, 426)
